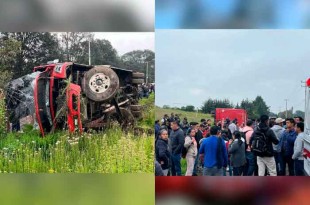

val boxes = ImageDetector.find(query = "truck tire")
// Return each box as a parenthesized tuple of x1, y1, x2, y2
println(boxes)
(130, 105, 142, 111)
(82, 66, 119, 102)
(107, 107, 135, 127)
(132, 78, 144, 84)
(132, 72, 145, 78)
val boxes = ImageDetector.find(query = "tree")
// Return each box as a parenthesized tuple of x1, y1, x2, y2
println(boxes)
(78, 38, 119, 66)
(181, 105, 195, 112)
(121, 50, 155, 83)
(0, 38, 21, 88)
(59, 32, 90, 62)
(252, 96, 270, 119)
(1, 32, 61, 78)
(294, 110, 305, 119)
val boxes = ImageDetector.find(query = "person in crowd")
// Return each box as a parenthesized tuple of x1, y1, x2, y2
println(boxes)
(250, 115, 279, 176)
(269, 118, 276, 128)
(169, 113, 175, 122)
(279, 118, 297, 176)
(169, 120, 184, 176)
(220, 129, 232, 176)
(292, 122, 305, 176)
(200, 123, 208, 138)
(184, 129, 198, 176)
(155, 129, 170, 176)
(180, 117, 189, 134)
(199, 126, 228, 176)
(155, 120, 161, 142)
(161, 114, 169, 125)
(228, 119, 238, 134)
(243, 119, 255, 176)
(271, 118, 285, 175)
(175, 114, 180, 122)
(192, 122, 203, 176)
(294, 116, 304, 124)
(228, 131, 246, 176)
(201, 119, 206, 125)
(206, 119, 212, 126)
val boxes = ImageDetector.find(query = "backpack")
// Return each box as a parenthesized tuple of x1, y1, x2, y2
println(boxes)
(251, 129, 270, 156)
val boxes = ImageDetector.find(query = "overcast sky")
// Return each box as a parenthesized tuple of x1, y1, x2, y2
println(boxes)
(156, 30, 310, 114)
(94, 32, 154, 55)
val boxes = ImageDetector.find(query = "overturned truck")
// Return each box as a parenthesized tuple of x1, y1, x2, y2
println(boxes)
(6, 62, 145, 136)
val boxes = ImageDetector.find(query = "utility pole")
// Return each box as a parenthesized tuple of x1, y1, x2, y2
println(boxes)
(284, 99, 289, 118)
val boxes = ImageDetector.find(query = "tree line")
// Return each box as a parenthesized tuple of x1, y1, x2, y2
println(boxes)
(163, 96, 305, 120)
(0, 32, 154, 88)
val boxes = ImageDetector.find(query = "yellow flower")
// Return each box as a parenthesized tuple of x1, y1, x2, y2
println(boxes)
(48, 169, 54, 173)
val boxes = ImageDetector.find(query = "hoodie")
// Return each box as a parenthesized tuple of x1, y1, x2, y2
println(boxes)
(271, 125, 285, 152)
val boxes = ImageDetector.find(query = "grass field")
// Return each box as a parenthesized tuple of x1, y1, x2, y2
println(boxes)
(0, 93, 154, 173)
(155, 107, 212, 123)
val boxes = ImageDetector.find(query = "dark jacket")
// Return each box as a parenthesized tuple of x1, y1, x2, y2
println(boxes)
(195, 130, 203, 150)
(170, 128, 185, 155)
(155, 138, 170, 170)
(250, 123, 279, 157)
(228, 139, 246, 167)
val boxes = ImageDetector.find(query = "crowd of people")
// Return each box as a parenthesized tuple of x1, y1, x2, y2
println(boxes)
(155, 113, 306, 176)
(138, 83, 155, 99)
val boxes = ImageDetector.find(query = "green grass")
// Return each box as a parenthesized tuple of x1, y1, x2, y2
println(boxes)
(155, 107, 212, 123)
(0, 95, 154, 173)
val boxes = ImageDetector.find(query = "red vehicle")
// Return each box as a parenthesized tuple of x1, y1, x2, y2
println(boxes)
(215, 108, 247, 127)
(6, 61, 145, 136)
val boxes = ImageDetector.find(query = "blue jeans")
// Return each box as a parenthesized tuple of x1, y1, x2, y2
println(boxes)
(279, 154, 294, 176)
(245, 151, 256, 176)
(294, 160, 304, 176)
(273, 152, 281, 176)
(203, 166, 223, 176)
(171, 153, 182, 176)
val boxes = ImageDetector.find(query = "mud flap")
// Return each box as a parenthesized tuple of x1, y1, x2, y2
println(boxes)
(67, 83, 82, 133)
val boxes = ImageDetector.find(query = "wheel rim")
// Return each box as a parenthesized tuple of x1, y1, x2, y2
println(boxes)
(89, 73, 111, 93)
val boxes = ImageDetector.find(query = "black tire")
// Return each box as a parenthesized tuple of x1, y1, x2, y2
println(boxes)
(82, 66, 119, 102)
(130, 105, 142, 111)
(132, 72, 145, 78)
(132, 78, 144, 84)
(107, 108, 135, 127)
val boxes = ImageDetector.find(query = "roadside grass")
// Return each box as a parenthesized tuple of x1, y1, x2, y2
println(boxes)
(0, 95, 154, 173)
(155, 107, 212, 123)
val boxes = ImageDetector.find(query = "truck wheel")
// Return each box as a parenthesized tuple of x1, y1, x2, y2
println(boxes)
(82, 66, 119, 102)
(130, 105, 142, 111)
(132, 72, 145, 78)
(107, 108, 135, 127)
(132, 78, 144, 84)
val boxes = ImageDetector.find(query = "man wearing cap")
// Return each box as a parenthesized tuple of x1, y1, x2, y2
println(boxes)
(271, 117, 285, 176)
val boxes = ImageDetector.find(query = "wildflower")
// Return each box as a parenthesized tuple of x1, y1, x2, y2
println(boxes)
(48, 169, 54, 173)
